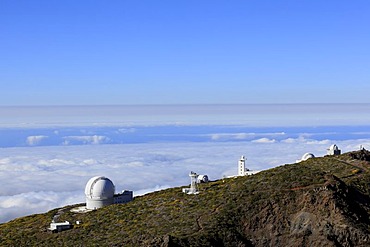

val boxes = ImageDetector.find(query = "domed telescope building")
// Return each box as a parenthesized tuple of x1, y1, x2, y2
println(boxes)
(327, 144, 341, 156)
(85, 176, 133, 210)
(296, 153, 315, 163)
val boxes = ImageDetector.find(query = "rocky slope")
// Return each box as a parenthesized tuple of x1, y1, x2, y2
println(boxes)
(0, 150, 369, 246)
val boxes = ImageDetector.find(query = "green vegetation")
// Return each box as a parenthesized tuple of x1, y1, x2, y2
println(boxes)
(1, 150, 369, 246)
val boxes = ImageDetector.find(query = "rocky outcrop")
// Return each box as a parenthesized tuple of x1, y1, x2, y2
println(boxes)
(349, 148, 370, 162)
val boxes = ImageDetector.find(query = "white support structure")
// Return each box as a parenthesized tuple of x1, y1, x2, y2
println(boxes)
(182, 171, 199, 194)
(189, 171, 198, 194)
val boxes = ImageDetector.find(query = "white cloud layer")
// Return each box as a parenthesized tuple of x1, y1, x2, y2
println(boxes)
(62, 135, 111, 145)
(26, 135, 49, 146)
(251, 138, 277, 143)
(1, 104, 370, 127)
(1, 137, 370, 223)
(210, 132, 284, 141)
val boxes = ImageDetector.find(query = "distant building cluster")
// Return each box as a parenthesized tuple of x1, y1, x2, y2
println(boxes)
(296, 144, 342, 163)
(237, 144, 343, 178)
(74, 144, 346, 205)
(51, 176, 133, 232)
(51, 142, 350, 233)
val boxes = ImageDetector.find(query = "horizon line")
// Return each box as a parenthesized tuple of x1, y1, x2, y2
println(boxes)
(1, 103, 370, 108)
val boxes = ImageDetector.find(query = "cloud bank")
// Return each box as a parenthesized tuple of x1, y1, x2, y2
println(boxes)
(26, 135, 49, 146)
(1, 137, 369, 223)
(1, 104, 370, 128)
(62, 135, 111, 145)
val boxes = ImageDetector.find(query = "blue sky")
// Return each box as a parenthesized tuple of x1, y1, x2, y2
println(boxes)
(1, 0, 369, 105)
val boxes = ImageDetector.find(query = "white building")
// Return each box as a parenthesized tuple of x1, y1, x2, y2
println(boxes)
(296, 153, 315, 163)
(114, 190, 133, 204)
(48, 221, 72, 233)
(238, 155, 248, 176)
(197, 174, 209, 183)
(85, 176, 133, 210)
(182, 171, 200, 194)
(327, 144, 341, 156)
(237, 156, 259, 176)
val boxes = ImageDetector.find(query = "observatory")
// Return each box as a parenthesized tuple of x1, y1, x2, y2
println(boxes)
(85, 176, 115, 210)
(85, 176, 133, 210)
(237, 156, 259, 176)
(197, 174, 209, 183)
(327, 144, 341, 156)
(296, 153, 315, 163)
(182, 171, 200, 194)
(238, 155, 249, 176)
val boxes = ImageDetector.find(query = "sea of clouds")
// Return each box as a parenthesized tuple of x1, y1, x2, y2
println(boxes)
(0, 104, 370, 223)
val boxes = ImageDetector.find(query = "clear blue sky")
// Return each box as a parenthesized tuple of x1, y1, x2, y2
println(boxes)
(1, 0, 369, 105)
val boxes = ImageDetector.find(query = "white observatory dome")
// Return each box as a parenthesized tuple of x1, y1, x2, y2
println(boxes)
(85, 176, 115, 210)
(327, 144, 341, 155)
(329, 144, 338, 151)
(197, 175, 209, 183)
(301, 153, 315, 161)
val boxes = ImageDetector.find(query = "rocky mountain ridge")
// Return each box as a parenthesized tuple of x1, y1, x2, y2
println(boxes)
(0, 150, 369, 246)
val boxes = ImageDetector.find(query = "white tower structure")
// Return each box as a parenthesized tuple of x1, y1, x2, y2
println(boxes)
(327, 144, 341, 156)
(85, 176, 115, 210)
(182, 171, 199, 194)
(189, 171, 199, 194)
(238, 155, 249, 176)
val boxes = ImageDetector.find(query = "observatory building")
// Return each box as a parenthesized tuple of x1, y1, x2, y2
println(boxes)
(238, 156, 259, 176)
(85, 176, 133, 210)
(238, 155, 249, 176)
(327, 144, 341, 156)
(197, 174, 209, 183)
(296, 153, 315, 163)
(182, 171, 208, 194)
